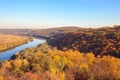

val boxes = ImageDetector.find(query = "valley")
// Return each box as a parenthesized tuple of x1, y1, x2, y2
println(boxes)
(0, 26, 119, 80)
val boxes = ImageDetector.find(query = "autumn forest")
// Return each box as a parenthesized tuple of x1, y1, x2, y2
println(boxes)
(0, 26, 119, 80)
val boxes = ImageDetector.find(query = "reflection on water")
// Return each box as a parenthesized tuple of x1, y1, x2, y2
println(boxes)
(0, 39, 46, 60)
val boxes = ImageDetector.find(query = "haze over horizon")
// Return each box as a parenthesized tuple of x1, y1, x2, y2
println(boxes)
(0, 0, 120, 29)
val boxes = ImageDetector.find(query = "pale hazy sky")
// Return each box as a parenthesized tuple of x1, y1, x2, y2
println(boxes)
(0, 0, 120, 29)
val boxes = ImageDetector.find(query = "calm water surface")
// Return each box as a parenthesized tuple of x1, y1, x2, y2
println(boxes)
(0, 39, 46, 60)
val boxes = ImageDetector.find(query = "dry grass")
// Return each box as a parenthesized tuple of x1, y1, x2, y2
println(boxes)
(0, 34, 29, 52)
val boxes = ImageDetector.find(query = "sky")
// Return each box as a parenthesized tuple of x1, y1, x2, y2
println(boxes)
(0, 0, 120, 29)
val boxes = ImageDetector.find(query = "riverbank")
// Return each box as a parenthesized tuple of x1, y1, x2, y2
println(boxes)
(0, 34, 30, 52)
(0, 39, 46, 60)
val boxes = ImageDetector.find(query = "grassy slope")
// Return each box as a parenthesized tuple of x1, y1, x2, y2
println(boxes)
(0, 34, 29, 52)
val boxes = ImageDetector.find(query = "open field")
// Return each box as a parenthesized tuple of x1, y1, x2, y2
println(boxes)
(0, 34, 29, 52)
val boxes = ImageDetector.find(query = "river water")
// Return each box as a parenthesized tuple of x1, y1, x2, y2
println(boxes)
(0, 39, 46, 61)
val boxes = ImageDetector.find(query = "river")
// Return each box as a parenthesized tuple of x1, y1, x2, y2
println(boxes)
(0, 39, 46, 61)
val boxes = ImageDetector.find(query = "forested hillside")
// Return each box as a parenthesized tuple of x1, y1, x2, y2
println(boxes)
(0, 26, 120, 80)
(0, 43, 120, 80)
(48, 26, 120, 58)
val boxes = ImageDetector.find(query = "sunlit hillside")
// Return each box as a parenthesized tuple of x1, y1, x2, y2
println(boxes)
(0, 34, 29, 52)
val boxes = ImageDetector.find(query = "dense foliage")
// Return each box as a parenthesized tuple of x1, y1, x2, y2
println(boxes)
(48, 26, 120, 58)
(0, 43, 120, 80)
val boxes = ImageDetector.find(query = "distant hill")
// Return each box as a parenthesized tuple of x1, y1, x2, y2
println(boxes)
(0, 27, 79, 38)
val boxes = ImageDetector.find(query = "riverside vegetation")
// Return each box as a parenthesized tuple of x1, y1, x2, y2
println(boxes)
(0, 43, 120, 80)
(0, 26, 119, 80)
